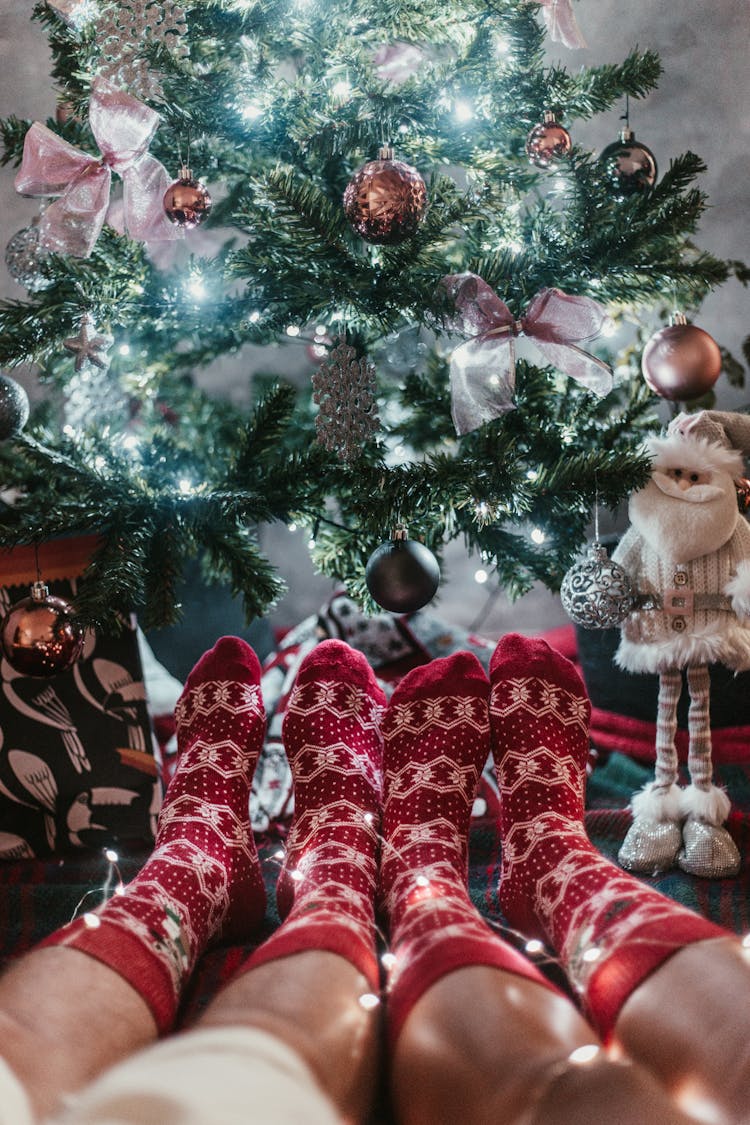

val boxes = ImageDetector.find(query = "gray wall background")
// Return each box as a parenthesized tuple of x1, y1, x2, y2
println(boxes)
(0, 1, 747, 658)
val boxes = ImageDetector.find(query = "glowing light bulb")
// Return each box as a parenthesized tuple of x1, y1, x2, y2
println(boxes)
(118, 343, 131, 356)
(179, 479, 196, 495)
(331, 78, 351, 100)
(248, 310, 261, 324)
(525, 939, 544, 955)
(286, 324, 300, 337)
(474, 568, 488, 584)
(287, 522, 297, 532)
(105, 848, 119, 863)
(454, 99, 474, 122)
(122, 434, 139, 451)
(416, 875, 430, 888)
(526, 469, 538, 481)
(186, 275, 207, 301)
(381, 952, 397, 970)
(115, 882, 126, 896)
(358, 993, 380, 1010)
(290, 869, 304, 882)
(242, 102, 263, 120)
(582, 946, 602, 963)
(273, 849, 285, 860)
(568, 1044, 601, 1065)
(363, 811, 375, 825)
(307, 538, 316, 550)
(530, 528, 546, 544)
(742, 933, 750, 948)
(601, 316, 617, 338)
(83, 912, 101, 929)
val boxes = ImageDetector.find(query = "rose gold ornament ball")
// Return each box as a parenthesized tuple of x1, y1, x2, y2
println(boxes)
(525, 115, 572, 168)
(641, 319, 722, 401)
(343, 148, 427, 245)
(163, 169, 213, 229)
(1, 583, 85, 677)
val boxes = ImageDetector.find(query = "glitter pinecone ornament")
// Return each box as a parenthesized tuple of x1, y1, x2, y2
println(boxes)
(312, 340, 380, 461)
(1, 581, 85, 677)
(365, 527, 440, 614)
(560, 541, 636, 629)
(94, 0, 188, 101)
(525, 111, 572, 168)
(343, 146, 427, 245)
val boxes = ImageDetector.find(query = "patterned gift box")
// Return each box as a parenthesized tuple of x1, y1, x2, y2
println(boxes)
(0, 537, 161, 859)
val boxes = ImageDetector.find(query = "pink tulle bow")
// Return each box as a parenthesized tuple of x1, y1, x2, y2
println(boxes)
(537, 0, 586, 49)
(441, 273, 613, 435)
(15, 77, 180, 258)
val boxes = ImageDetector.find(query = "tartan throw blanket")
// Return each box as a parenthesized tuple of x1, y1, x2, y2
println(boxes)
(2, 608, 750, 1030)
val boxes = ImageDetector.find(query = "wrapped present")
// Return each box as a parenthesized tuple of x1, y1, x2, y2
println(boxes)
(0, 537, 161, 858)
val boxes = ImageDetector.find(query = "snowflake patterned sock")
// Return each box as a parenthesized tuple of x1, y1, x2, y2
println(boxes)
(243, 639, 386, 988)
(39, 636, 267, 1034)
(489, 632, 726, 1039)
(380, 652, 556, 1050)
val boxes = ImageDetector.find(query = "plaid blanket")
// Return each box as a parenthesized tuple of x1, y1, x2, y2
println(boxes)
(2, 611, 750, 1030)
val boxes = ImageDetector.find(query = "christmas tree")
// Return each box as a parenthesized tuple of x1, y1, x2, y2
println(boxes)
(0, 0, 746, 634)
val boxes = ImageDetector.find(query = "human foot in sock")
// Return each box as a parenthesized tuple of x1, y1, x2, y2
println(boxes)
(40, 636, 268, 1032)
(245, 639, 386, 987)
(380, 651, 555, 1048)
(489, 632, 724, 1037)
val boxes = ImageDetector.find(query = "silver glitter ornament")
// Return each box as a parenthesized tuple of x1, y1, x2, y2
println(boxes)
(0, 375, 30, 440)
(560, 542, 636, 629)
(312, 340, 380, 462)
(5, 221, 52, 293)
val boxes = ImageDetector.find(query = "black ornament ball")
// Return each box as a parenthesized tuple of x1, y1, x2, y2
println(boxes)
(0, 374, 30, 440)
(1, 582, 85, 676)
(365, 531, 440, 614)
(599, 127, 657, 196)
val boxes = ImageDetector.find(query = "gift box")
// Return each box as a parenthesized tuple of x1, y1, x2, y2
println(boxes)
(0, 537, 161, 858)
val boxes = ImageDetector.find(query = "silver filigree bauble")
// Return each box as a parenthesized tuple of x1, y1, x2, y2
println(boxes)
(560, 542, 636, 629)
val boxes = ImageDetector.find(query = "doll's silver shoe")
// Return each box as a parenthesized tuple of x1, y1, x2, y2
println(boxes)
(618, 781, 682, 873)
(618, 816, 682, 873)
(677, 818, 741, 879)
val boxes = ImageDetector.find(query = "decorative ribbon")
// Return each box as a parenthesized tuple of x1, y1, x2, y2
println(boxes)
(441, 273, 613, 435)
(538, 0, 587, 49)
(15, 77, 179, 258)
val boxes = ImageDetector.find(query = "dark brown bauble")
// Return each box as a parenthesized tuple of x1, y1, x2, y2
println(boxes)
(343, 146, 427, 245)
(642, 316, 722, 401)
(0, 373, 30, 440)
(599, 127, 657, 196)
(736, 478, 750, 514)
(365, 529, 440, 613)
(1, 582, 85, 677)
(525, 111, 572, 168)
(163, 166, 212, 229)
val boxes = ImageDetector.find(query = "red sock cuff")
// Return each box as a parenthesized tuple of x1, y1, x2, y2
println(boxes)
(386, 935, 560, 1051)
(585, 913, 728, 1040)
(239, 921, 380, 992)
(39, 919, 177, 1035)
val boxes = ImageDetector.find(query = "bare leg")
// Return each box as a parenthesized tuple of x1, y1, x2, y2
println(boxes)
(392, 965, 695, 1125)
(0, 948, 156, 1120)
(615, 936, 750, 1124)
(199, 950, 379, 1122)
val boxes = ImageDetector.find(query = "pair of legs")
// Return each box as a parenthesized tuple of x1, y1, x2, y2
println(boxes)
(1, 635, 749, 1124)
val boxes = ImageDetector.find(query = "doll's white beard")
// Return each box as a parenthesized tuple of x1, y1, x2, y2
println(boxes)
(629, 473, 738, 563)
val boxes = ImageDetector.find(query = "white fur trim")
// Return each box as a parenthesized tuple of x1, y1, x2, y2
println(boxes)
(615, 622, 750, 673)
(679, 783, 731, 826)
(726, 559, 750, 619)
(631, 781, 682, 823)
(646, 433, 744, 478)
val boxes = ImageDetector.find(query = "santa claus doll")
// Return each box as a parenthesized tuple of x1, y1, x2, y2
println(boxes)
(613, 410, 750, 878)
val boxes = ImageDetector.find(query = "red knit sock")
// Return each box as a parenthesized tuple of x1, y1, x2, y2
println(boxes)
(380, 651, 556, 1049)
(243, 639, 385, 988)
(489, 632, 727, 1039)
(39, 637, 267, 1033)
